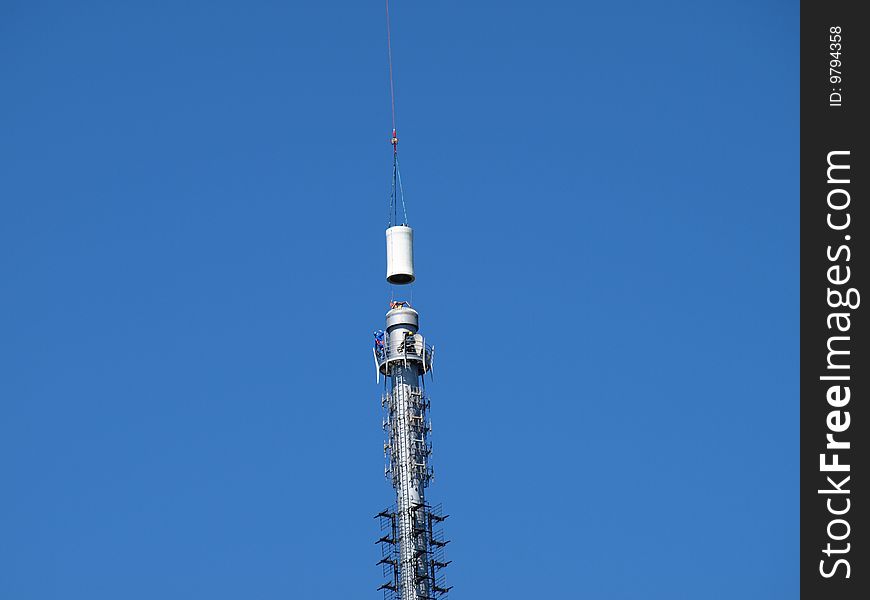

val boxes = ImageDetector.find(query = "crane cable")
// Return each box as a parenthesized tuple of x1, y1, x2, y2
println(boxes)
(385, 0, 397, 135)
(386, 0, 408, 228)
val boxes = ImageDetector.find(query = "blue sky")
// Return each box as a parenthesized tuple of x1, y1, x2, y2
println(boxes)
(0, 1, 798, 598)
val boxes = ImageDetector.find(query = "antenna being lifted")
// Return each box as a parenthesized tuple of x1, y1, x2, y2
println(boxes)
(384, 0, 412, 284)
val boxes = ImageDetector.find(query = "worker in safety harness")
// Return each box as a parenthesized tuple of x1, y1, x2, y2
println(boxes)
(373, 329, 385, 356)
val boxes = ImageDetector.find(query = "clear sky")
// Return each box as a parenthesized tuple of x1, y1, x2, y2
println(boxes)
(0, 1, 798, 598)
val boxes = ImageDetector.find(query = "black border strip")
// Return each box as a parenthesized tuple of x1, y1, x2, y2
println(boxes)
(801, 2, 867, 597)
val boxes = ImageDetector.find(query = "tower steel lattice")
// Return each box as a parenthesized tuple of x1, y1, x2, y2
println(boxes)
(373, 305, 451, 600)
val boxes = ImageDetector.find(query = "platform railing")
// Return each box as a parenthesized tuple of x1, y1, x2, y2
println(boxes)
(374, 338, 434, 369)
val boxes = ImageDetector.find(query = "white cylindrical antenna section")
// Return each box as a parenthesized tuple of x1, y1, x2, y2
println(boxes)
(386, 225, 415, 285)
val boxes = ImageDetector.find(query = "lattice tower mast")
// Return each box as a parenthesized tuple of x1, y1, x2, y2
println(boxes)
(371, 5, 451, 595)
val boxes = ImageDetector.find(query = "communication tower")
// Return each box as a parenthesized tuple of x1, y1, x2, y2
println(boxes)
(371, 6, 451, 599)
